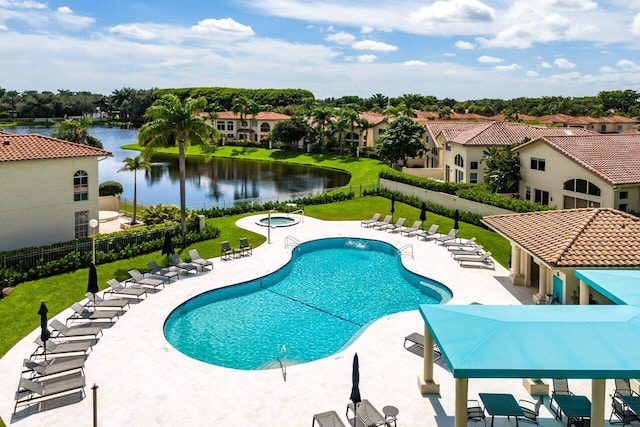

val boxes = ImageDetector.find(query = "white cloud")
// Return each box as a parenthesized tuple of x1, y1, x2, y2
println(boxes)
(526, 70, 539, 77)
(351, 40, 397, 52)
(409, 0, 494, 25)
(455, 40, 474, 50)
(191, 18, 254, 37)
(403, 60, 428, 66)
(54, 6, 94, 29)
(541, 61, 552, 68)
(57, 6, 72, 14)
(110, 24, 157, 40)
(540, 0, 597, 11)
(0, 24, 6, 30)
(599, 66, 615, 73)
(632, 13, 640, 36)
(478, 55, 503, 63)
(357, 54, 377, 63)
(0, 0, 46, 9)
(554, 58, 576, 69)
(443, 52, 456, 57)
(324, 31, 356, 45)
(617, 59, 640, 71)
(495, 63, 521, 71)
(361, 25, 373, 34)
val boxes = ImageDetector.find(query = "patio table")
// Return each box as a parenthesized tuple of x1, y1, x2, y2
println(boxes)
(553, 394, 591, 427)
(479, 393, 524, 427)
(620, 395, 640, 416)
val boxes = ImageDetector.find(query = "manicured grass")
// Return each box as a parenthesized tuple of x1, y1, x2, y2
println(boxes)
(121, 143, 389, 187)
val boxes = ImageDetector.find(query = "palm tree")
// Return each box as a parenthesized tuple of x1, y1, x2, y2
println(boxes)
(311, 104, 333, 151)
(138, 94, 211, 248)
(340, 107, 361, 154)
(231, 96, 260, 141)
(118, 155, 151, 225)
(51, 117, 103, 148)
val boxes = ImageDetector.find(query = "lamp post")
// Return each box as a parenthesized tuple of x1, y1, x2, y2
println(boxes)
(89, 218, 99, 264)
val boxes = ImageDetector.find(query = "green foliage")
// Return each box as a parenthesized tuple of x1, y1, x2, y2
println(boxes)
(481, 145, 522, 193)
(153, 87, 315, 110)
(374, 115, 425, 167)
(51, 118, 103, 148)
(380, 169, 551, 213)
(271, 117, 311, 145)
(142, 203, 198, 225)
(99, 181, 123, 196)
(223, 139, 262, 148)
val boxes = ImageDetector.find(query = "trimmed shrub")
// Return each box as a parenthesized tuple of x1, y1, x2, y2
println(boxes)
(99, 181, 123, 196)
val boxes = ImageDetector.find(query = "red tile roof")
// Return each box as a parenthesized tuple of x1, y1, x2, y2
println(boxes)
(516, 134, 640, 185)
(359, 112, 386, 125)
(483, 208, 640, 267)
(213, 111, 291, 120)
(0, 133, 112, 162)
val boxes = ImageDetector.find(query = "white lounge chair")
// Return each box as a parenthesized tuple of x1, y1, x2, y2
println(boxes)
(188, 249, 214, 271)
(371, 215, 392, 230)
(85, 292, 130, 311)
(170, 253, 200, 272)
(127, 269, 165, 291)
(32, 337, 93, 359)
(22, 356, 85, 378)
(444, 237, 477, 249)
(14, 371, 85, 415)
(456, 251, 494, 268)
(383, 217, 406, 232)
(398, 221, 422, 237)
(67, 302, 120, 325)
(449, 245, 484, 257)
(435, 228, 458, 244)
(49, 319, 103, 340)
(416, 224, 439, 241)
(106, 279, 147, 301)
(360, 213, 381, 228)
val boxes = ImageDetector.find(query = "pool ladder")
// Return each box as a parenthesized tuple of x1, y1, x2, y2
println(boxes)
(289, 208, 305, 222)
(398, 244, 414, 259)
(285, 235, 300, 249)
(277, 345, 287, 382)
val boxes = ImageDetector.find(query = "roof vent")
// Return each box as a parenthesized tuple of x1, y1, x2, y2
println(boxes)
(563, 129, 574, 136)
(2, 140, 9, 146)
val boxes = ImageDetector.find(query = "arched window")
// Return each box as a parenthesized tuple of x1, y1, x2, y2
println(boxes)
(454, 154, 464, 167)
(600, 124, 606, 132)
(346, 132, 359, 143)
(74, 170, 88, 201)
(563, 179, 601, 196)
(260, 123, 270, 132)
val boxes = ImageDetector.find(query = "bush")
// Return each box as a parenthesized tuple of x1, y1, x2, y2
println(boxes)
(99, 181, 123, 196)
(143, 203, 198, 225)
(223, 139, 262, 148)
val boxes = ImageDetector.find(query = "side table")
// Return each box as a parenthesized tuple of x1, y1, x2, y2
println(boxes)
(382, 405, 399, 427)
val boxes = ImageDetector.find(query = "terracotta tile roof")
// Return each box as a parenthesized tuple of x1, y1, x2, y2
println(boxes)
(213, 111, 291, 120)
(537, 114, 638, 126)
(516, 134, 640, 185)
(483, 208, 640, 267)
(448, 121, 596, 146)
(359, 112, 386, 125)
(0, 133, 112, 162)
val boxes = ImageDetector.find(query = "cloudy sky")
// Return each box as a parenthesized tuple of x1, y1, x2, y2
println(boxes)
(1, 0, 639, 101)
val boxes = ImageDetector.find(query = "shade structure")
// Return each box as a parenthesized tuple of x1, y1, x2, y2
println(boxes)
(575, 269, 640, 306)
(350, 353, 361, 423)
(453, 209, 459, 230)
(419, 202, 427, 228)
(38, 302, 50, 361)
(87, 262, 99, 304)
(162, 232, 174, 256)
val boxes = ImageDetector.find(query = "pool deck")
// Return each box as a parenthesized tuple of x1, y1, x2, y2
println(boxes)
(0, 215, 618, 426)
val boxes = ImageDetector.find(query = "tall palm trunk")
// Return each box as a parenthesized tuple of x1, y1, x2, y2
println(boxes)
(132, 170, 138, 224)
(178, 138, 187, 249)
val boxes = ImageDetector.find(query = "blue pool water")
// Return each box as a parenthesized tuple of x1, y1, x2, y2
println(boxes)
(163, 238, 452, 370)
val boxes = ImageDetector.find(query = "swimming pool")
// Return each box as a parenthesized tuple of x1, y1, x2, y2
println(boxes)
(164, 238, 452, 370)
(256, 215, 299, 227)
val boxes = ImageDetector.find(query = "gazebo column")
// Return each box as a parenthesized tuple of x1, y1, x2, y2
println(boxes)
(510, 245, 524, 285)
(533, 264, 549, 304)
(522, 251, 532, 287)
(454, 378, 469, 427)
(591, 379, 605, 427)
(579, 280, 590, 305)
(418, 325, 440, 394)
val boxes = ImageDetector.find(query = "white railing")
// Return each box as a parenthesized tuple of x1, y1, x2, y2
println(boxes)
(398, 244, 414, 259)
(284, 235, 301, 249)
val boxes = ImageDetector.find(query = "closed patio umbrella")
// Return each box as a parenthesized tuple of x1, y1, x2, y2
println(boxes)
(38, 302, 51, 361)
(350, 353, 361, 424)
(390, 196, 395, 221)
(454, 209, 459, 230)
(87, 262, 99, 306)
(419, 202, 427, 229)
(162, 232, 174, 256)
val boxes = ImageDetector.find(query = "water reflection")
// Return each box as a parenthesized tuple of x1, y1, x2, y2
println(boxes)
(8, 126, 350, 208)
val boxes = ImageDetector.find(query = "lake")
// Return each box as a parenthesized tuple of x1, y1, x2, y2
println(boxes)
(7, 126, 350, 209)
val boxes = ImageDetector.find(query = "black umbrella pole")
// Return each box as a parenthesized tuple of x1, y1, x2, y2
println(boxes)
(92, 383, 98, 427)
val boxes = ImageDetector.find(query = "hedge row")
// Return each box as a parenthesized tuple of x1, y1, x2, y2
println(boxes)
(379, 169, 551, 213)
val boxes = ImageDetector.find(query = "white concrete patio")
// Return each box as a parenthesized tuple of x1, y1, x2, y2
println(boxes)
(0, 214, 623, 426)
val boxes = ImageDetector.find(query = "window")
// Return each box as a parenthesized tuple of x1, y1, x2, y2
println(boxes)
(445, 143, 451, 151)
(74, 170, 88, 201)
(227, 133, 235, 139)
(378, 128, 386, 135)
(563, 179, 601, 196)
(619, 204, 628, 212)
(534, 189, 550, 206)
(241, 120, 248, 127)
(431, 147, 437, 156)
(455, 169, 464, 183)
(217, 122, 226, 131)
(601, 125, 606, 132)
(620, 191, 628, 199)
(227, 121, 234, 131)
(617, 125, 623, 130)
(260, 123, 270, 132)
(75, 211, 89, 239)
(470, 161, 478, 170)
(470, 173, 478, 184)
(564, 196, 601, 209)
(530, 158, 546, 171)
(445, 165, 450, 181)
(525, 187, 531, 201)
(454, 154, 464, 167)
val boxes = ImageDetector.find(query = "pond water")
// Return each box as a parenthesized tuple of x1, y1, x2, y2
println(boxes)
(7, 126, 350, 209)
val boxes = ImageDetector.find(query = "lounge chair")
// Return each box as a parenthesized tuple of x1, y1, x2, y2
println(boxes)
(449, 245, 484, 257)
(67, 302, 120, 325)
(615, 379, 639, 397)
(32, 337, 93, 359)
(22, 356, 85, 378)
(170, 253, 200, 273)
(382, 217, 406, 232)
(435, 228, 458, 244)
(444, 236, 477, 249)
(312, 410, 347, 427)
(550, 378, 574, 419)
(221, 241, 236, 260)
(50, 319, 103, 340)
(346, 399, 386, 427)
(106, 279, 147, 301)
(370, 215, 392, 230)
(127, 269, 165, 291)
(403, 332, 441, 358)
(147, 261, 180, 282)
(456, 251, 494, 268)
(85, 292, 130, 311)
(468, 399, 487, 426)
(13, 371, 86, 415)
(360, 213, 381, 228)
(398, 221, 422, 237)
(238, 237, 252, 256)
(518, 398, 543, 425)
(609, 393, 640, 425)
(416, 224, 439, 241)
(188, 249, 214, 271)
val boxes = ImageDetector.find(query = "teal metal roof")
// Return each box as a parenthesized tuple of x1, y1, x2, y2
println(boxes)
(575, 269, 640, 306)
(419, 304, 640, 379)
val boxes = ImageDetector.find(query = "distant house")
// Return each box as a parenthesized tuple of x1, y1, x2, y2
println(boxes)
(515, 133, 640, 211)
(537, 114, 638, 133)
(419, 121, 596, 184)
(483, 208, 640, 305)
(207, 111, 291, 144)
(358, 112, 388, 150)
(0, 132, 111, 251)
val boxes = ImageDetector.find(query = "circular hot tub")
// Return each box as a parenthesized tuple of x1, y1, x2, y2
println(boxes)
(256, 215, 300, 227)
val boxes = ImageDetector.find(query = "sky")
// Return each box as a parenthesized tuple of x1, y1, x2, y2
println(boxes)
(1, 0, 640, 101)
